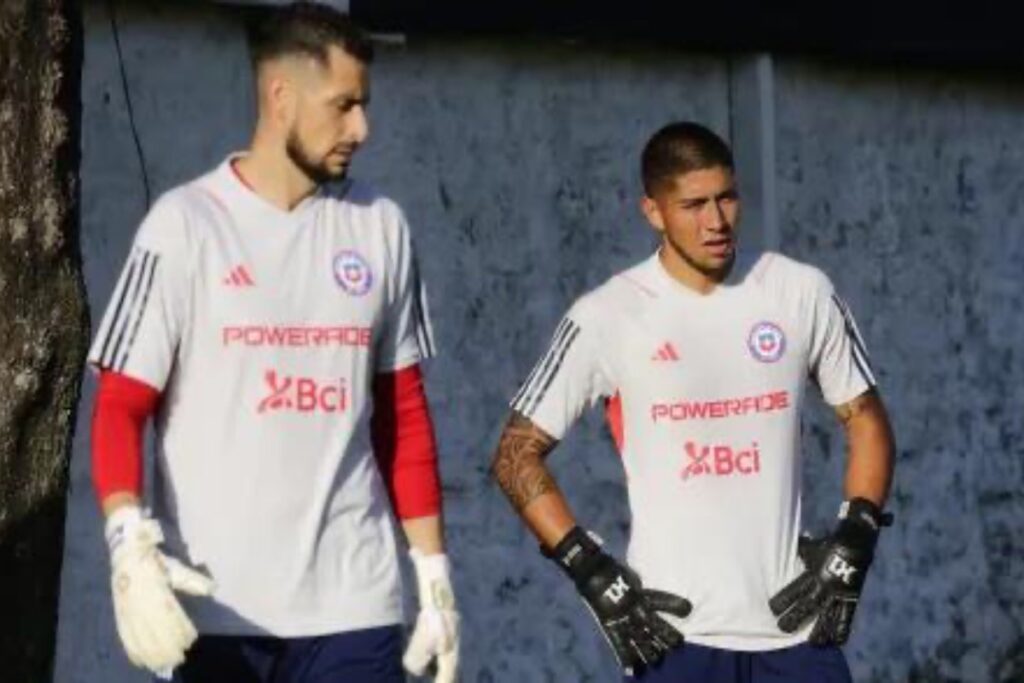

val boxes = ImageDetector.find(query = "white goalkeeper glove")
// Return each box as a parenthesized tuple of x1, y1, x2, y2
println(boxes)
(403, 549, 460, 683)
(105, 506, 214, 676)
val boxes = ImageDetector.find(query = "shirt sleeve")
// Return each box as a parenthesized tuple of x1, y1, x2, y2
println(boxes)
(509, 298, 613, 440)
(371, 364, 441, 520)
(807, 271, 877, 406)
(87, 196, 191, 391)
(91, 370, 160, 503)
(375, 204, 435, 373)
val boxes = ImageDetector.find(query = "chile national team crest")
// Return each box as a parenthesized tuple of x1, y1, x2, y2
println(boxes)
(748, 321, 786, 363)
(333, 249, 373, 296)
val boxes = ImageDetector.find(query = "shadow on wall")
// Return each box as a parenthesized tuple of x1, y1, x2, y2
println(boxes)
(0, 495, 68, 683)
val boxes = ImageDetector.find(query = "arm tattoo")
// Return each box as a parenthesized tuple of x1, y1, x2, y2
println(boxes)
(491, 412, 560, 512)
(835, 389, 880, 426)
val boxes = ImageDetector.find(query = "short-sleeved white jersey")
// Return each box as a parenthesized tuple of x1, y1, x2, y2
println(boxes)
(89, 157, 435, 636)
(511, 250, 875, 651)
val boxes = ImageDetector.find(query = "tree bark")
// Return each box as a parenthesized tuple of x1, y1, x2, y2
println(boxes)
(0, 1, 87, 681)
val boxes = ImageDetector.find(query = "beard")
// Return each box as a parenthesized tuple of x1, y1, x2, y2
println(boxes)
(285, 129, 348, 186)
(665, 234, 736, 282)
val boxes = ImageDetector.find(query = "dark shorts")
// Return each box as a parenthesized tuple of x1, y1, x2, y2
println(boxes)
(627, 641, 852, 683)
(167, 625, 405, 683)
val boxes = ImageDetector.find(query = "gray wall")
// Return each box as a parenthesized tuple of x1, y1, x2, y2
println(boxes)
(774, 63, 1024, 682)
(55, 2, 1023, 682)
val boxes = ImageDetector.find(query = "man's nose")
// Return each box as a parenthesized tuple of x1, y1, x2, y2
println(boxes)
(347, 105, 369, 145)
(703, 201, 727, 231)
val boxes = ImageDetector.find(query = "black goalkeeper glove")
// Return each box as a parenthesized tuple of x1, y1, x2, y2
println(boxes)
(547, 526, 692, 674)
(769, 498, 893, 645)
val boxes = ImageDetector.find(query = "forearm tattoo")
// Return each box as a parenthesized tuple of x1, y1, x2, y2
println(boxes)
(835, 389, 880, 426)
(491, 412, 560, 511)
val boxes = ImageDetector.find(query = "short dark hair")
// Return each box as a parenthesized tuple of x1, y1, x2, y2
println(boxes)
(641, 122, 734, 196)
(246, 2, 374, 69)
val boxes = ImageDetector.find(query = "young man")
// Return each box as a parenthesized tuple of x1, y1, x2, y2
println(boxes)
(89, 5, 458, 682)
(492, 122, 895, 682)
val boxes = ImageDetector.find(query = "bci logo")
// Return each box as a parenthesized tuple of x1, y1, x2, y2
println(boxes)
(257, 370, 348, 414)
(681, 441, 761, 481)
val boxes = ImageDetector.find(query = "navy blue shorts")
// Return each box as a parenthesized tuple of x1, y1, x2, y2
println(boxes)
(627, 641, 852, 683)
(167, 625, 405, 683)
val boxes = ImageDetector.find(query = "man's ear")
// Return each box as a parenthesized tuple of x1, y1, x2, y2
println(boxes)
(640, 195, 665, 234)
(259, 61, 300, 129)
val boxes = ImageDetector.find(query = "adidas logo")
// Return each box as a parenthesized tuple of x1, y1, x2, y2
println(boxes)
(223, 265, 255, 287)
(651, 342, 680, 362)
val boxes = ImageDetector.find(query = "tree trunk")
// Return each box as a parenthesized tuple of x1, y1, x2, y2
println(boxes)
(0, 1, 87, 681)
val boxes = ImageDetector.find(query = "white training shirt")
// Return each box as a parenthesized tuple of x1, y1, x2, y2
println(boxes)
(89, 156, 435, 636)
(511, 250, 875, 651)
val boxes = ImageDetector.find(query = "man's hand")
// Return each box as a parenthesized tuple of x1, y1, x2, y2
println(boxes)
(548, 527, 691, 675)
(403, 550, 460, 682)
(769, 498, 892, 645)
(106, 506, 214, 674)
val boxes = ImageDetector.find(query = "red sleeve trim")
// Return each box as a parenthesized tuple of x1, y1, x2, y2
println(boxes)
(91, 371, 160, 504)
(371, 364, 442, 520)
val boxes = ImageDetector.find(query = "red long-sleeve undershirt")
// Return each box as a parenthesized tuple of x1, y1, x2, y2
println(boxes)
(370, 365, 442, 519)
(91, 366, 442, 519)
(90, 371, 157, 502)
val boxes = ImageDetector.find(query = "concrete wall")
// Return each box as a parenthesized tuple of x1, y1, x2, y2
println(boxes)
(774, 62, 1024, 682)
(54, 2, 1023, 682)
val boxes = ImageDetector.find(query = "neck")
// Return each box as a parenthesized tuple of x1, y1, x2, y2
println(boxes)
(235, 129, 318, 211)
(657, 242, 730, 296)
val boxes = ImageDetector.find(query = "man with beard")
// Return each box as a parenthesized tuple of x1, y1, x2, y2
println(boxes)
(492, 122, 895, 682)
(88, 4, 459, 681)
